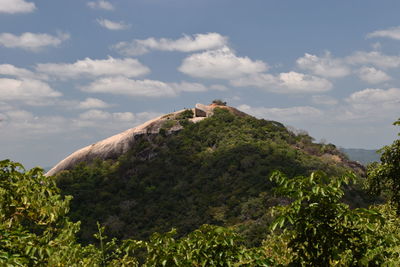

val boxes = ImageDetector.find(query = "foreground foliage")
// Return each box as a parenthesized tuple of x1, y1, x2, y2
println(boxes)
(0, 160, 99, 266)
(0, 159, 272, 266)
(2, 158, 400, 266)
(367, 119, 400, 214)
(270, 171, 400, 266)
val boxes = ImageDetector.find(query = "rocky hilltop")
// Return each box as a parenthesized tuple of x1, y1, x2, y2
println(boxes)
(46, 103, 246, 176)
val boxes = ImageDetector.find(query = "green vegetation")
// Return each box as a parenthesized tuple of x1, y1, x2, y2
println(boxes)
(0, 159, 271, 265)
(367, 119, 400, 214)
(55, 108, 370, 245)
(2, 159, 400, 266)
(212, 99, 227, 106)
(176, 108, 194, 120)
(0, 160, 98, 266)
(3, 110, 399, 266)
(270, 171, 396, 266)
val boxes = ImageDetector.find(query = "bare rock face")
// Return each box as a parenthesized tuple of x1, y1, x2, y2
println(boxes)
(46, 113, 176, 176)
(46, 103, 246, 176)
(195, 103, 214, 117)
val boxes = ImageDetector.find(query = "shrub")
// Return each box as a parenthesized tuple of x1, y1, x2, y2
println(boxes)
(212, 99, 227, 106)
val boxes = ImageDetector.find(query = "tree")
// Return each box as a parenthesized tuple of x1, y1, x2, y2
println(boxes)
(0, 160, 100, 265)
(367, 119, 400, 214)
(269, 171, 385, 266)
(212, 99, 227, 106)
(120, 225, 272, 266)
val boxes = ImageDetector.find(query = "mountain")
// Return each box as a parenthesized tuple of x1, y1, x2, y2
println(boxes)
(52, 103, 371, 245)
(339, 148, 380, 165)
(46, 103, 245, 176)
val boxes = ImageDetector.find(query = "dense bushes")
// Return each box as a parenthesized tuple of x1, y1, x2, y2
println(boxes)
(2, 159, 400, 266)
(0, 160, 271, 265)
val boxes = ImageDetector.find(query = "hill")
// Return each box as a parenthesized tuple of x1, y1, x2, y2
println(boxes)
(52, 103, 371, 245)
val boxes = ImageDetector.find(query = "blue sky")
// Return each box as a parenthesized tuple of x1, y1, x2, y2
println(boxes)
(1, 0, 400, 168)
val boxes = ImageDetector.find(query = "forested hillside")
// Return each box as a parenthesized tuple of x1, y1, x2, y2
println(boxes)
(2, 111, 400, 265)
(54, 107, 371, 245)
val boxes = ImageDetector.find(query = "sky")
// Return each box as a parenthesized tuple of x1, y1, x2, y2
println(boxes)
(1, 0, 400, 169)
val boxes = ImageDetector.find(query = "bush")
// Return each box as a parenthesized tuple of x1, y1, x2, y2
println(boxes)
(176, 109, 194, 120)
(269, 171, 392, 266)
(0, 160, 99, 266)
(212, 99, 227, 106)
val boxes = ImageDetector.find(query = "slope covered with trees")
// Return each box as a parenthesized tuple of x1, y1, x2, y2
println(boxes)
(2, 154, 400, 265)
(2, 116, 400, 265)
(54, 108, 371, 245)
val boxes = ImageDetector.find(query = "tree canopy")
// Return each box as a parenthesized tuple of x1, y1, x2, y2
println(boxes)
(367, 119, 400, 214)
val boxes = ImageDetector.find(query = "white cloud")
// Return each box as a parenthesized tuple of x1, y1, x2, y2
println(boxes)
(174, 81, 209, 92)
(79, 109, 113, 120)
(87, 0, 114, 10)
(0, 64, 36, 79)
(179, 46, 268, 80)
(179, 48, 330, 94)
(278, 72, 332, 93)
(73, 109, 160, 129)
(296, 52, 351, 78)
(0, 109, 65, 136)
(232, 71, 332, 94)
(0, 64, 49, 81)
(0, 107, 159, 140)
(81, 77, 176, 97)
(311, 95, 338, 106)
(238, 104, 322, 122)
(210, 84, 229, 91)
(334, 88, 400, 123)
(113, 33, 228, 56)
(0, 0, 35, 14)
(78, 109, 136, 122)
(0, 109, 69, 136)
(36, 57, 150, 79)
(5, 109, 34, 121)
(367, 26, 400, 40)
(346, 88, 400, 110)
(346, 51, 400, 69)
(0, 101, 13, 111)
(113, 112, 135, 122)
(357, 66, 391, 84)
(0, 78, 61, 104)
(78, 98, 111, 109)
(97, 18, 130, 30)
(0, 110, 63, 137)
(0, 32, 69, 51)
(81, 76, 209, 97)
(135, 111, 163, 123)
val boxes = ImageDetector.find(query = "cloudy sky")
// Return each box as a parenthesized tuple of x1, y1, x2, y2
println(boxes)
(1, 0, 400, 168)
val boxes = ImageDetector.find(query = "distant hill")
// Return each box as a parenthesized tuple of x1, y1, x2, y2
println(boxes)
(52, 103, 371, 245)
(339, 148, 380, 165)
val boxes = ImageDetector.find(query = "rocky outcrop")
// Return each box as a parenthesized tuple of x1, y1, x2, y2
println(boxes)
(46, 113, 179, 176)
(46, 103, 246, 176)
(195, 103, 214, 117)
